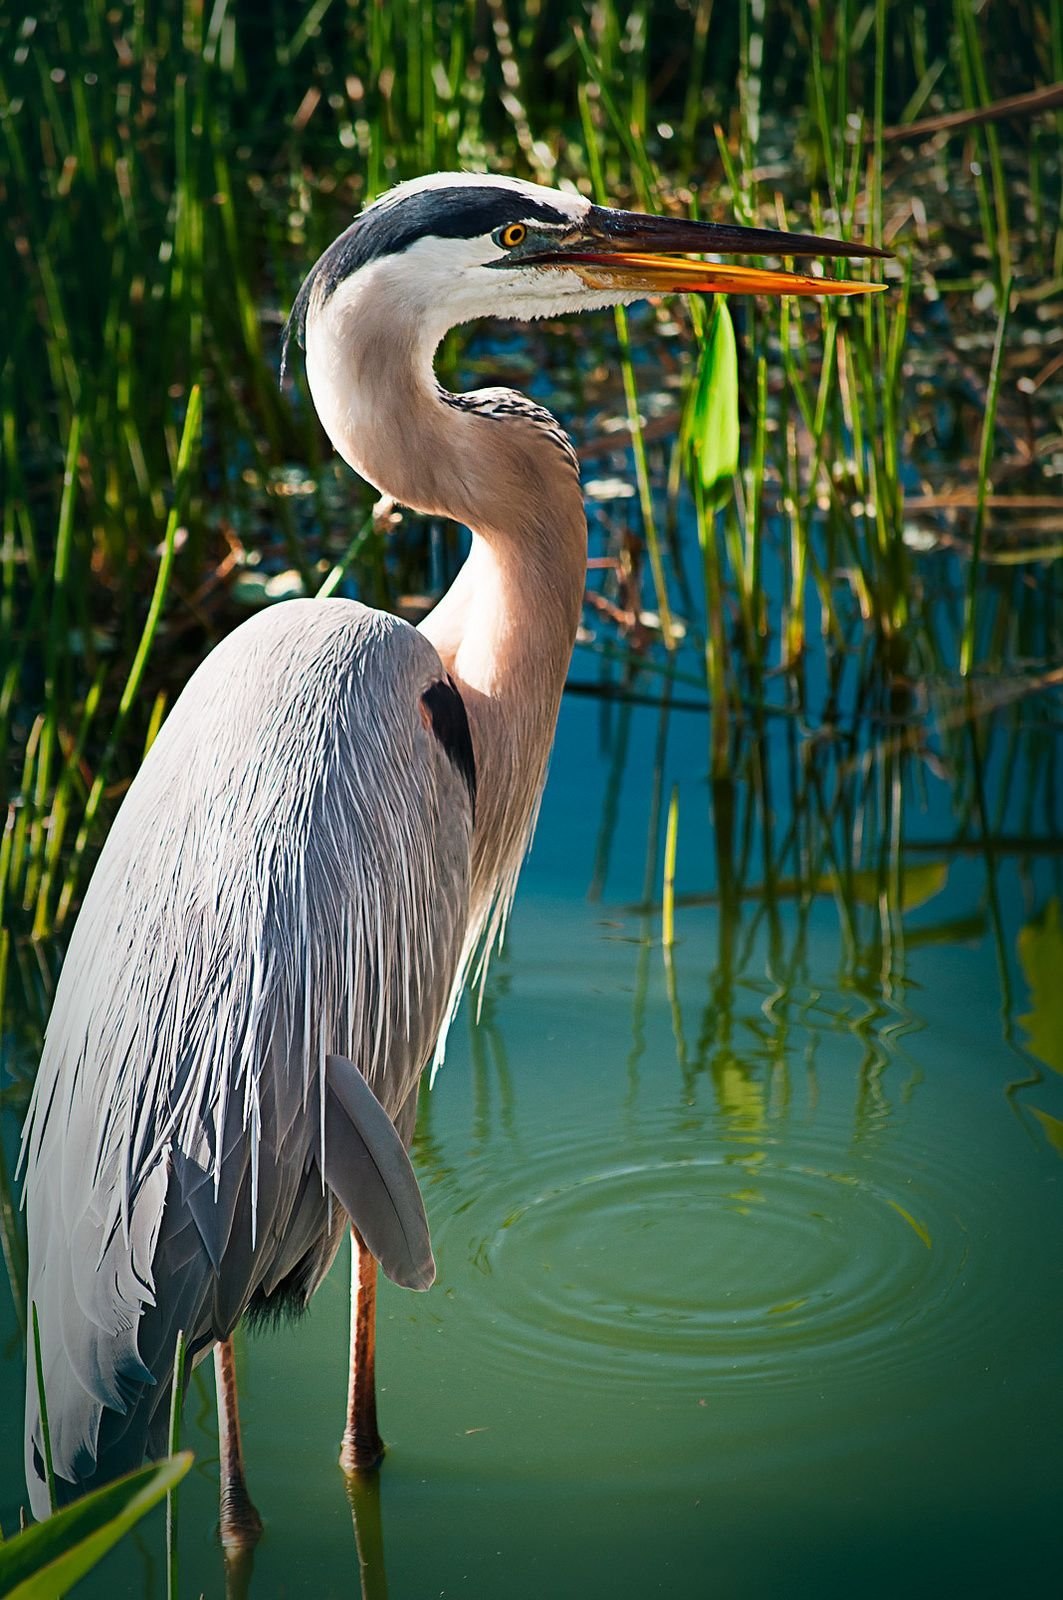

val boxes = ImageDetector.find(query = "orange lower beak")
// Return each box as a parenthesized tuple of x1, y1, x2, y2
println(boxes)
(559, 252, 886, 298)
(521, 206, 889, 297)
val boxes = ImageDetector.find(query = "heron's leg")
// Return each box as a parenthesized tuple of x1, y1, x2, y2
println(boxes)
(340, 1227, 384, 1473)
(214, 1337, 263, 1552)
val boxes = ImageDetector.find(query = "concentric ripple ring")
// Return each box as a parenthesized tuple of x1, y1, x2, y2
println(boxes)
(431, 1114, 988, 1400)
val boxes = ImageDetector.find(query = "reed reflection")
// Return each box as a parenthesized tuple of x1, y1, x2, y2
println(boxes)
(585, 659, 1063, 1159)
(345, 1470, 389, 1600)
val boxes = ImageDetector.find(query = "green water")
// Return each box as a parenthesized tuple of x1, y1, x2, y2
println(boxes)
(2, 672, 1061, 1598)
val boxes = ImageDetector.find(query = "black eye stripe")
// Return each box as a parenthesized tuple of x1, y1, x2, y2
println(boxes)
(282, 186, 578, 370)
(367, 188, 571, 250)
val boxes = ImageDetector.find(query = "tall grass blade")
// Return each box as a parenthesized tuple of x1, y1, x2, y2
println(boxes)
(31, 1303, 56, 1516)
(57, 385, 203, 925)
(576, 80, 675, 649)
(960, 281, 1012, 676)
(662, 784, 679, 950)
(166, 1328, 187, 1600)
(0, 1073, 28, 1336)
(316, 510, 376, 600)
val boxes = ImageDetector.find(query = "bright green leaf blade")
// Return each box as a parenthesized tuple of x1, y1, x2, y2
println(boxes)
(0, 1454, 192, 1599)
(690, 298, 739, 505)
(1018, 900, 1063, 1076)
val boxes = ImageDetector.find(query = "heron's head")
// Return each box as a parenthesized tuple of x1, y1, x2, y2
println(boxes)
(282, 174, 889, 524)
(281, 171, 888, 379)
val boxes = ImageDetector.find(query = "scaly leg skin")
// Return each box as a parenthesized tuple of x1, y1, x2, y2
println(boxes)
(340, 1228, 384, 1474)
(214, 1337, 264, 1554)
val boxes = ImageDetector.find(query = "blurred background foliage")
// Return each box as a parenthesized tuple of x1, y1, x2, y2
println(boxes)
(1, 0, 1061, 1010)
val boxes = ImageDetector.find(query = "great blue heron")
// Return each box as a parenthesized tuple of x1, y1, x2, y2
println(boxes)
(21, 171, 885, 1545)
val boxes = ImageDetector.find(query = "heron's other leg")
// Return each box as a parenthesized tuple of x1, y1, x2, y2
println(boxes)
(340, 1227, 384, 1474)
(214, 1337, 263, 1552)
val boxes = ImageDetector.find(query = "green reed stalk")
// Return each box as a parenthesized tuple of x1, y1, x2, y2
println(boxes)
(809, 10, 839, 212)
(6, 717, 42, 922)
(949, 5, 996, 284)
(662, 784, 679, 950)
(953, 0, 1011, 285)
(613, 316, 676, 650)
(0, 1098, 26, 1337)
(32, 1303, 57, 1514)
(22, 416, 81, 912)
(784, 420, 807, 663)
(745, 353, 768, 641)
(143, 690, 168, 758)
(166, 1327, 187, 1600)
(774, 291, 843, 646)
(573, 30, 659, 204)
(57, 386, 202, 926)
(280, 0, 338, 67)
(871, 0, 886, 258)
(577, 81, 675, 650)
(737, 0, 763, 182)
(120, 388, 202, 719)
(961, 281, 1012, 676)
(317, 510, 377, 600)
(680, 0, 714, 165)
(693, 475, 731, 775)
(32, 668, 106, 939)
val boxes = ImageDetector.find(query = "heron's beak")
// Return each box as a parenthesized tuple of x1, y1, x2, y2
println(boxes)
(533, 206, 890, 297)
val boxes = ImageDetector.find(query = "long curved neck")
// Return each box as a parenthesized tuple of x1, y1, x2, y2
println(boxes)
(419, 508, 582, 919)
(305, 289, 587, 916)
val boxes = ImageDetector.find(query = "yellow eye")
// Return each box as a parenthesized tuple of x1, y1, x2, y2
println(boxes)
(499, 222, 527, 248)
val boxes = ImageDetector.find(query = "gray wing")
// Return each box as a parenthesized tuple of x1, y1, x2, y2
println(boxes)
(21, 598, 473, 1514)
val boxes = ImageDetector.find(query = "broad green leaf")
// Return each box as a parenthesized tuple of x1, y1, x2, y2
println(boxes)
(1018, 900, 1063, 1076)
(1031, 1107, 1063, 1159)
(0, 1454, 192, 1600)
(689, 298, 739, 505)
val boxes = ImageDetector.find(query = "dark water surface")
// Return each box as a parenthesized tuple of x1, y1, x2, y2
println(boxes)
(2, 646, 1061, 1598)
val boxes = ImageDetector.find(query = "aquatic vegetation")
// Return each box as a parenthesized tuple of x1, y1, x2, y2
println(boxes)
(2, 0, 1059, 944)
(0, 1454, 191, 1598)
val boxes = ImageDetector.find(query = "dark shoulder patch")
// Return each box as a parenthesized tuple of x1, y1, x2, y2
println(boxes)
(421, 676, 477, 818)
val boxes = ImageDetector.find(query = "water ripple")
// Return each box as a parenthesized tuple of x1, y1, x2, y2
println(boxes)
(431, 1109, 989, 1399)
